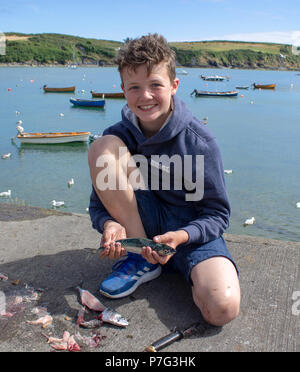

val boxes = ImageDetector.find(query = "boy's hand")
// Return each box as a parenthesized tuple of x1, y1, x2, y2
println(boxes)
(141, 230, 189, 265)
(100, 220, 127, 260)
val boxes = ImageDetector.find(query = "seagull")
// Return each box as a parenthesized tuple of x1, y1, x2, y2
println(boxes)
(1, 153, 11, 159)
(51, 200, 65, 207)
(224, 169, 233, 174)
(16, 124, 24, 135)
(68, 178, 74, 187)
(296, 202, 300, 208)
(243, 217, 255, 226)
(0, 190, 11, 197)
(59, 113, 64, 117)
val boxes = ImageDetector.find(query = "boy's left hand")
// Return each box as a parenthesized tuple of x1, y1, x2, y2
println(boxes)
(141, 230, 189, 265)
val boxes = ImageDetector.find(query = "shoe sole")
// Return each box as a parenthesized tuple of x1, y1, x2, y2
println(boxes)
(99, 265, 162, 299)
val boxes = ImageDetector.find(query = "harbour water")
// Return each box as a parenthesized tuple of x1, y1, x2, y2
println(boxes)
(0, 66, 299, 242)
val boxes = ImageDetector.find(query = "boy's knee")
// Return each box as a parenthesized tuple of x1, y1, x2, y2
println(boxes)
(88, 135, 127, 167)
(194, 288, 240, 326)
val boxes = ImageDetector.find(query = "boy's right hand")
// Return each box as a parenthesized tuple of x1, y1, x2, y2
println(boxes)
(100, 220, 127, 260)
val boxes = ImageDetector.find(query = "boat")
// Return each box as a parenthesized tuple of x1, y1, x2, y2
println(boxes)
(252, 83, 276, 89)
(236, 86, 249, 89)
(70, 98, 105, 108)
(90, 91, 125, 98)
(176, 69, 188, 75)
(191, 89, 238, 97)
(43, 85, 76, 93)
(200, 75, 229, 81)
(16, 131, 91, 144)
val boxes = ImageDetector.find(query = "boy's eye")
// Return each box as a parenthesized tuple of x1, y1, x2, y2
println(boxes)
(129, 86, 139, 90)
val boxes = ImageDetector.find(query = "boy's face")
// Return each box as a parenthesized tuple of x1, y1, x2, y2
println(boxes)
(121, 62, 179, 136)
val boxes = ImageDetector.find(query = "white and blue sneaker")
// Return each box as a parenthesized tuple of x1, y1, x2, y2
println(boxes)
(99, 252, 162, 298)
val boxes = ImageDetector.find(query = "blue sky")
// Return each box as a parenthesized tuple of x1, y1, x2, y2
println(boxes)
(1, 0, 300, 44)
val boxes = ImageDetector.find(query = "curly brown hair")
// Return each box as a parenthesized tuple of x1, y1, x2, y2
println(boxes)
(117, 33, 176, 82)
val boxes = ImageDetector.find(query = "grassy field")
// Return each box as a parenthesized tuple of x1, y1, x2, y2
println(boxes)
(1, 33, 299, 69)
(169, 40, 285, 54)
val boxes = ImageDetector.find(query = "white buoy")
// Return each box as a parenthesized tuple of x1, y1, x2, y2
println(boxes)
(51, 200, 65, 207)
(68, 178, 74, 187)
(243, 217, 255, 226)
(224, 169, 233, 174)
(0, 190, 11, 197)
(296, 202, 300, 208)
(59, 113, 64, 117)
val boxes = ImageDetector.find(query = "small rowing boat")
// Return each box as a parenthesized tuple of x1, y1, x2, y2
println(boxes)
(252, 83, 276, 89)
(70, 98, 105, 107)
(43, 85, 76, 93)
(91, 91, 125, 98)
(236, 86, 249, 89)
(17, 131, 91, 144)
(191, 89, 238, 97)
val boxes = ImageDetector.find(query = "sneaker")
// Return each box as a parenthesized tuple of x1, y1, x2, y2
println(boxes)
(99, 252, 162, 299)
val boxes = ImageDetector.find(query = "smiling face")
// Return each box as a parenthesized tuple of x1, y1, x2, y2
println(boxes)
(121, 62, 179, 137)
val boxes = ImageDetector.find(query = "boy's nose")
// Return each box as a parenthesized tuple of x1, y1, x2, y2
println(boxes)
(140, 88, 153, 98)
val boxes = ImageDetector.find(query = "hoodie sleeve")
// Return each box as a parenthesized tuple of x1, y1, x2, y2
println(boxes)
(180, 138, 230, 245)
(89, 186, 115, 234)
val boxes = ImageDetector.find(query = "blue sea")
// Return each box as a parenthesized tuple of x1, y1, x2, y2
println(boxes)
(0, 66, 299, 242)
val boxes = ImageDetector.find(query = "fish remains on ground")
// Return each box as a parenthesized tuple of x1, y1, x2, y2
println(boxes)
(99, 238, 176, 256)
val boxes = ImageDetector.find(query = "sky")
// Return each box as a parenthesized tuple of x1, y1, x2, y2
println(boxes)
(1, 0, 300, 45)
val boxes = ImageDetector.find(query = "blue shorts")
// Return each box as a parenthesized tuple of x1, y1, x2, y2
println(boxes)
(135, 189, 238, 286)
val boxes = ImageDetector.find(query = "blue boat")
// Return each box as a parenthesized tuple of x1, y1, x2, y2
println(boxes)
(70, 98, 105, 108)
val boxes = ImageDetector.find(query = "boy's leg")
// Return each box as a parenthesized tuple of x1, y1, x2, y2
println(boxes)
(88, 135, 161, 298)
(191, 256, 240, 326)
(88, 135, 147, 237)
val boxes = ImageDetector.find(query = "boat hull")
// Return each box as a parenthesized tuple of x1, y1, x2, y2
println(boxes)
(43, 85, 76, 93)
(91, 91, 125, 98)
(192, 90, 238, 97)
(253, 83, 276, 89)
(200, 75, 228, 81)
(70, 98, 105, 107)
(17, 132, 91, 144)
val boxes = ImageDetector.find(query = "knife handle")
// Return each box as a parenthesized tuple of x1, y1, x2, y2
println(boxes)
(144, 330, 183, 352)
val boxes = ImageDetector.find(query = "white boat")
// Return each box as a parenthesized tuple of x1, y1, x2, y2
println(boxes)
(200, 74, 229, 81)
(17, 131, 91, 144)
(177, 69, 188, 75)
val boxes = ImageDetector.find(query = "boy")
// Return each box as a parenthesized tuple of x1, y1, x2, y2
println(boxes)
(88, 34, 240, 326)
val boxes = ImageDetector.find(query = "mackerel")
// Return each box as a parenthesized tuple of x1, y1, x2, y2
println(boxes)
(98, 238, 176, 256)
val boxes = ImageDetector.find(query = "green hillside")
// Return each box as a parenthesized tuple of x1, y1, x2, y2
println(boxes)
(1, 33, 300, 70)
(1, 33, 122, 65)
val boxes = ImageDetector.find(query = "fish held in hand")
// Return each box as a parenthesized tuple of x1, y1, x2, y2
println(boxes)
(99, 238, 176, 256)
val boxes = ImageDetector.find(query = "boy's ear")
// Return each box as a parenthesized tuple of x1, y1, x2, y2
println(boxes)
(121, 83, 125, 92)
(171, 78, 179, 95)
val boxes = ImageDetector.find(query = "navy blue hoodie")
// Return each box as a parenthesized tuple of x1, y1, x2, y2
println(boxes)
(89, 96, 230, 245)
